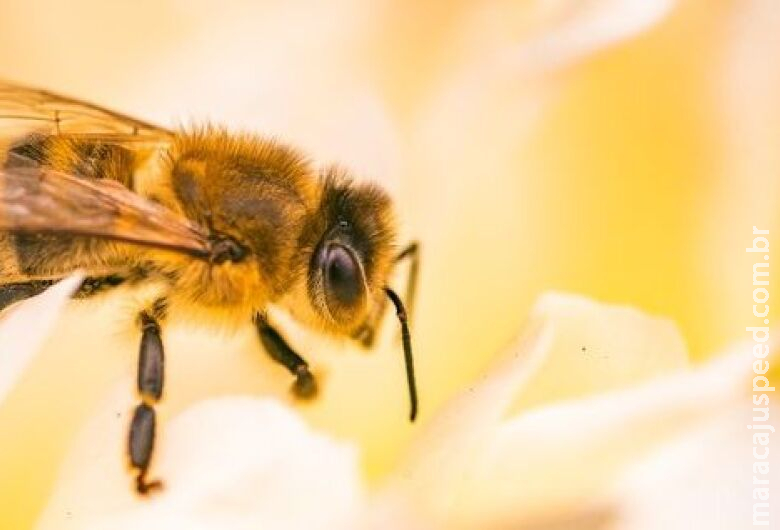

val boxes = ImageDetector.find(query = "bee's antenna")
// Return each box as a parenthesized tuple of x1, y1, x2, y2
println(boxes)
(384, 287, 418, 422)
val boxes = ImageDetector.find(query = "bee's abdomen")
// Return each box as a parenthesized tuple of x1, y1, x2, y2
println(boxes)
(5, 134, 135, 188)
(1, 135, 138, 279)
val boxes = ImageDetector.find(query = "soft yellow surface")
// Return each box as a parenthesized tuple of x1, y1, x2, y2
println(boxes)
(0, 1, 777, 528)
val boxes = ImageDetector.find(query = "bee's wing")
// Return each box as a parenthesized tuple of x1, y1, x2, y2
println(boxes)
(0, 80, 173, 151)
(0, 167, 212, 259)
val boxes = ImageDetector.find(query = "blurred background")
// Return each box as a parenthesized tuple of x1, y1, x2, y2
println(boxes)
(0, 0, 777, 528)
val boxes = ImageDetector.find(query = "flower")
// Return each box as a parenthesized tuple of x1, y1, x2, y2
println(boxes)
(2, 288, 770, 529)
(0, 274, 83, 403)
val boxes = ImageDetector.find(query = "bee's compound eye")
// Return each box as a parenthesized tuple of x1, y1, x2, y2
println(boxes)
(323, 243, 364, 310)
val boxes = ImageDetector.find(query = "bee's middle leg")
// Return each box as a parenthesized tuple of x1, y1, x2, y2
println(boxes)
(0, 280, 56, 311)
(0, 274, 126, 312)
(128, 299, 167, 495)
(253, 314, 317, 399)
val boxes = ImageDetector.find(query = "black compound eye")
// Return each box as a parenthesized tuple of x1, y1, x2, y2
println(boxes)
(323, 243, 364, 309)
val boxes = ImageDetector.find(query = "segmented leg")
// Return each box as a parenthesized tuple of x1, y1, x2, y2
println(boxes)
(353, 240, 420, 348)
(396, 241, 420, 321)
(0, 275, 126, 312)
(0, 280, 56, 311)
(254, 314, 317, 399)
(74, 275, 126, 297)
(128, 300, 166, 494)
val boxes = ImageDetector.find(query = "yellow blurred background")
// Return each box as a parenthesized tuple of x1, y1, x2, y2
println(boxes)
(0, 0, 777, 528)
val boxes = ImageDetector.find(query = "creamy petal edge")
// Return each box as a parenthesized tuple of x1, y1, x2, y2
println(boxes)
(0, 273, 84, 405)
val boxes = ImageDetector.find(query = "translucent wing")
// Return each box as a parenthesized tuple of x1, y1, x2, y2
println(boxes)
(0, 80, 173, 151)
(0, 167, 212, 259)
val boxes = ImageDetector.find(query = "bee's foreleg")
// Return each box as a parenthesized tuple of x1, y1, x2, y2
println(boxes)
(253, 314, 317, 399)
(353, 240, 419, 348)
(395, 241, 420, 321)
(128, 300, 166, 495)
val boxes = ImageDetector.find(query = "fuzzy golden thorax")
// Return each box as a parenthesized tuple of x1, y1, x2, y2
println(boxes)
(143, 132, 396, 338)
(152, 130, 319, 313)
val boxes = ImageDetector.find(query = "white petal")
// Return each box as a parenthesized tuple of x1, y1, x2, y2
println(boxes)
(514, 292, 688, 411)
(611, 402, 780, 530)
(450, 343, 759, 527)
(386, 321, 554, 519)
(389, 293, 690, 527)
(37, 397, 364, 530)
(0, 274, 83, 404)
(504, 0, 677, 73)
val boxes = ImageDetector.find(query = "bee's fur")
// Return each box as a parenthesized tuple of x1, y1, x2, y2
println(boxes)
(0, 82, 419, 494)
(2, 126, 398, 334)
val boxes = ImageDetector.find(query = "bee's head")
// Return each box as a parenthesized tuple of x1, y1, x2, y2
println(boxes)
(298, 170, 418, 422)
(293, 168, 396, 335)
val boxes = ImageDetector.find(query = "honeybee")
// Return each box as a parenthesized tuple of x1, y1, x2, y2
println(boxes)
(0, 81, 419, 495)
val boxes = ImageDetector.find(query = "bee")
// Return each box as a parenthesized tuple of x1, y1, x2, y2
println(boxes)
(0, 81, 419, 495)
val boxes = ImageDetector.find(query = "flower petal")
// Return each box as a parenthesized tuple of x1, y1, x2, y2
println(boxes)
(503, 0, 677, 72)
(385, 321, 554, 519)
(0, 274, 84, 405)
(514, 292, 688, 411)
(449, 343, 760, 527)
(611, 401, 779, 530)
(37, 397, 365, 530)
(388, 293, 690, 527)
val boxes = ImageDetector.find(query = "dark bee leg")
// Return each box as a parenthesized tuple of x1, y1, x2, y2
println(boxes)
(0, 280, 56, 311)
(395, 241, 420, 322)
(73, 275, 126, 297)
(353, 240, 420, 348)
(129, 300, 167, 495)
(254, 314, 317, 399)
(0, 274, 126, 312)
